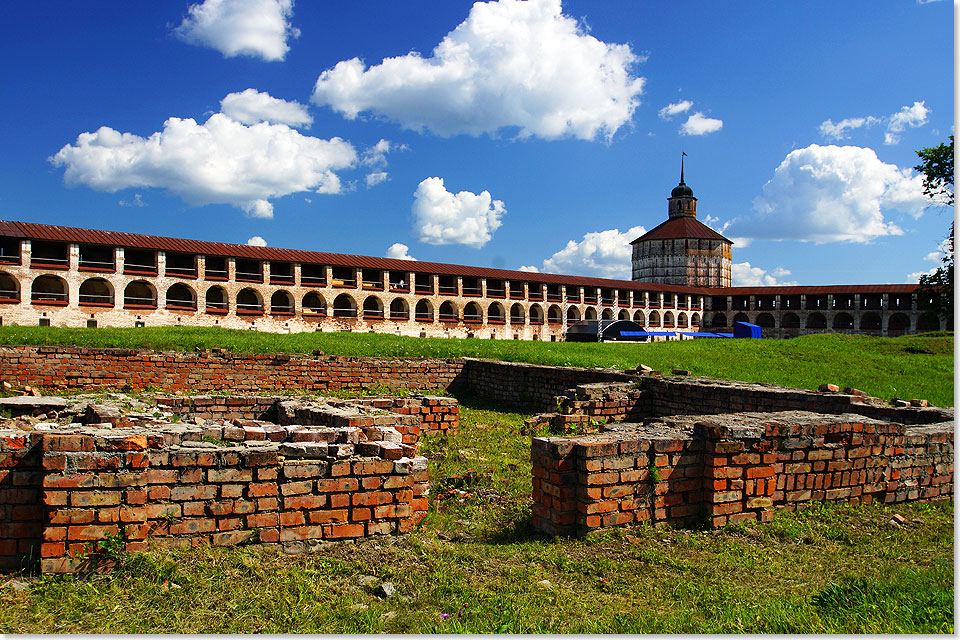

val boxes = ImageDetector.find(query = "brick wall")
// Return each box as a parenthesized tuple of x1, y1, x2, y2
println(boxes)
(0, 345, 465, 394)
(38, 422, 430, 574)
(0, 393, 459, 573)
(537, 378, 952, 430)
(154, 394, 458, 440)
(458, 358, 635, 410)
(0, 432, 43, 570)
(532, 412, 953, 536)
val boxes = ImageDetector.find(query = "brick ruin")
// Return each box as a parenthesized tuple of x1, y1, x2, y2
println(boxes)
(0, 347, 952, 573)
(530, 381, 952, 534)
(0, 393, 456, 574)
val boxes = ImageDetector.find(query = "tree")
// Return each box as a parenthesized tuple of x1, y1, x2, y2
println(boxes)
(914, 136, 953, 324)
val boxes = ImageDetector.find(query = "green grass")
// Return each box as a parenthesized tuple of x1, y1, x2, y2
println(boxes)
(0, 400, 952, 634)
(0, 325, 953, 406)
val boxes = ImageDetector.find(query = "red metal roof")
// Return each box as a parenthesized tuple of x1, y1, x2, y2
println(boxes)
(2, 220, 919, 296)
(0, 220, 712, 295)
(631, 216, 732, 244)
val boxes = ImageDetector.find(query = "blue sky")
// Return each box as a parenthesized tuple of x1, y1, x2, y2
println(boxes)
(0, 0, 953, 286)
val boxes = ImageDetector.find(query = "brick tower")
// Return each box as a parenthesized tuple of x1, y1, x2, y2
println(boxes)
(630, 160, 732, 287)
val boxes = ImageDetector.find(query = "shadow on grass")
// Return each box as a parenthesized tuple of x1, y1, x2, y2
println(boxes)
(447, 388, 538, 415)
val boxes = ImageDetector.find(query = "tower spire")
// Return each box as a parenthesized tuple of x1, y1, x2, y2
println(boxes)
(680, 151, 687, 184)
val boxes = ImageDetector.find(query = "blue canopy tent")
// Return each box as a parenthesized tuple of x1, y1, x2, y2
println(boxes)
(733, 321, 762, 338)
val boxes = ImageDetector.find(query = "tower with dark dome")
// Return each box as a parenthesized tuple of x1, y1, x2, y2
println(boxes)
(630, 160, 732, 287)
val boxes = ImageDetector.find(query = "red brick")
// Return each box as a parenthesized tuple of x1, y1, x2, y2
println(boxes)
(316, 478, 359, 493)
(326, 523, 365, 539)
(284, 495, 327, 510)
(68, 524, 119, 541)
(247, 513, 280, 528)
(169, 518, 216, 535)
(43, 434, 94, 452)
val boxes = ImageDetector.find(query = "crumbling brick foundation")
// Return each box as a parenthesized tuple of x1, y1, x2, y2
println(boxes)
(531, 381, 953, 536)
(0, 394, 457, 573)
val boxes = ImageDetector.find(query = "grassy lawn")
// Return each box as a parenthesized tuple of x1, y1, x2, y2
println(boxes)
(0, 401, 952, 634)
(0, 326, 953, 406)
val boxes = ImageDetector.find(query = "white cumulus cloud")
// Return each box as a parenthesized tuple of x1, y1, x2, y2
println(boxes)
(360, 139, 396, 167)
(658, 100, 692, 120)
(385, 243, 417, 260)
(530, 225, 647, 279)
(412, 177, 505, 248)
(731, 262, 797, 287)
(175, 0, 299, 61)
(366, 172, 388, 188)
(246, 235, 267, 246)
(680, 112, 723, 136)
(819, 101, 929, 145)
(311, 0, 645, 141)
(518, 265, 540, 272)
(724, 144, 931, 245)
(884, 101, 929, 145)
(220, 89, 312, 128)
(118, 193, 145, 207)
(50, 113, 357, 218)
(819, 116, 881, 141)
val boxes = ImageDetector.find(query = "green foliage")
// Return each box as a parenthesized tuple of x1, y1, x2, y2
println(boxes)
(0, 326, 952, 406)
(647, 463, 662, 484)
(914, 135, 954, 206)
(914, 137, 954, 322)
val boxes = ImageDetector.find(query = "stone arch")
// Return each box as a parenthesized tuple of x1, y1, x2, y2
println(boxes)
(0, 271, 19, 302)
(733, 312, 749, 324)
(601, 308, 613, 320)
(362, 295, 384, 318)
(781, 312, 801, 329)
(677, 312, 688, 327)
(711, 313, 727, 327)
(648, 310, 661, 327)
(166, 283, 197, 310)
(237, 288, 264, 314)
(548, 305, 562, 324)
(833, 312, 854, 330)
(389, 297, 409, 320)
(488, 302, 505, 323)
(806, 312, 827, 329)
(567, 306, 581, 323)
(917, 312, 941, 332)
(31, 274, 68, 304)
(584, 307, 597, 321)
(333, 293, 357, 318)
(415, 299, 433, 322)
(78, 277, 113, 306)
(464, 301, 483, 323)
(270, 290, 294, 314)
(302, 292, 326, 315)
(860, 312, 882, 331)
(690, 313, 701, 327)
(439, 300, 458, 322)
(529, 304, 544, 324)
(888, 313, 910, 334)
(633, 310, 645, 325)
(205, 285, 229, 312)
(663, 311, 675, 327)
(123, 280, 156, 308)
(510, 303, 525, 324)
(756, 312, 776, 329)
(617, 309, 629, 321)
